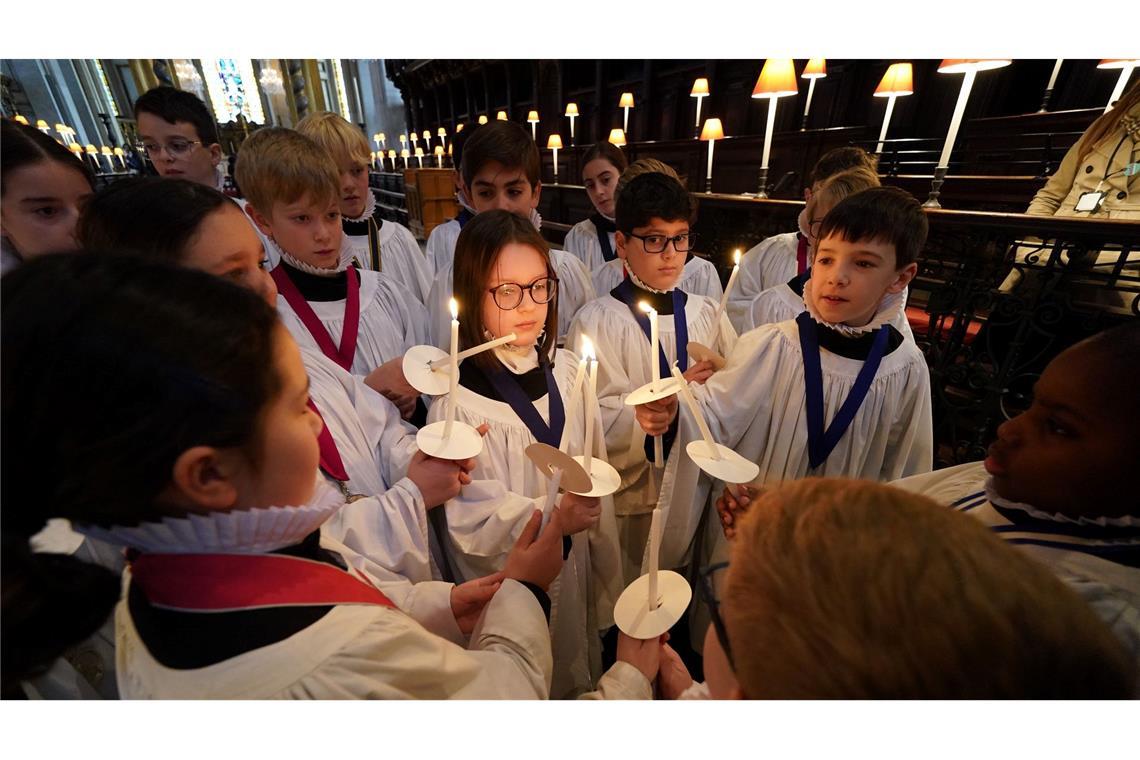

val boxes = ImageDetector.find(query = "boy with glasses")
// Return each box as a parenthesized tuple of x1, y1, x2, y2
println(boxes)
(668, 478, 1135, 698)
(567, 171, 736, 584)
(134, 86, 224, 190)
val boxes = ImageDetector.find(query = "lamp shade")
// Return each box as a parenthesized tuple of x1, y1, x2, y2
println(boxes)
(438, 127, 446, 136)
(527, 110, 539, 122)
(546, 134, 563, 150)
(85, 144, 97, 154)
(752, 59, 798, 98)
(496, 111, 508, 121)
(14, 115, 29, 125)
(434, 146, 444, 156)
(36, 119, 49, 129)
(1098, 59, 1140, 69)
(565, 102, 579, 116)
(456, 123, 465, 132)
(478, 115, 488, 124)
(608, 128, 627, 147)
(690, 77, 710, 97)
(937, 59, 1011, 74)
(399, 134, 406, 142)
(388, 150, 396, 159)
(619, 92, 635, 108)
(700, 118, 724, 141)
(875, 63, 914, 96)
(400, 149, 410, 158)
(422, 130, 430, 139)
(415, 147, 424, 157)
(378, 132, 386, 141)
(802, 58, 827, 79)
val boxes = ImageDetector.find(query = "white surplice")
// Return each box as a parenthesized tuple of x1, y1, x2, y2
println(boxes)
(746, 280, 917, 342)
(343, 218, 432, 307)
(277, 268, 429, 376)
(728, 231, 799, 332)
(426, 217, 462, 278)
(563, 218, 617, 275)
(426, 250, 595, 349)
(591, 256, 725, 303)
(654, 312, 933, 573)
(425, 348, 624, 699)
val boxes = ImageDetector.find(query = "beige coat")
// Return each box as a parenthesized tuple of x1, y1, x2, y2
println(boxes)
(1026, 104, 1140, 220)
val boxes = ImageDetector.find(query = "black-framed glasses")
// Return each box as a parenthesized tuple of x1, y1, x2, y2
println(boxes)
(807, 218, 825, 240)
(140, 139, 202, 159)
(699, 561, 735, 671)
(628, 232, 697, 254)
(487, 276, 559, 310)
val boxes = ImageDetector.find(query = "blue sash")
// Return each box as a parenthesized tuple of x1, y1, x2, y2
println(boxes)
(485, 355, 565, 448)
(455, 208, 474, 228)
(796, 311, 889, 470)
(590, 213, 617, 262)
(612, 277, 689, 376)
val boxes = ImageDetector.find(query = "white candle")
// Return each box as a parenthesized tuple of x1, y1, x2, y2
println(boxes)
(670, 364, 721, 460)
(639, 302, 660, 390)
(443, 298, 459, 438)
(558, 339, 590, 451)
(712, 249, 741, 329)
(583, 356, 598, 476)
(542, 468, 564, 526)
(937, 69, 977, 169)
(430, 331, 518, 370)
(647, 508, 662, 610)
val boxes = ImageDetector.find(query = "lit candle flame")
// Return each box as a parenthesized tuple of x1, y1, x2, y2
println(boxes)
(449, 297, 459, 320)
(733, 249, 742, 266)
(638, 301, 655, 315)
(581, 335, 595, 361)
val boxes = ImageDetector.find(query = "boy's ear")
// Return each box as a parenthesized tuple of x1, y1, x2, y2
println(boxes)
(614, 231, 629, 262)
(244, 203, 274, 238)
(207, 142, 222, 168)
(888, 262, 919, 294)
(168, 445, 240, 513)
(530, 181, 542, 208)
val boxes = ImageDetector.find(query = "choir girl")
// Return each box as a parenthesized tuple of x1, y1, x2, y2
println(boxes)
(562, 141, 628, 274)
(637, 186, 932, 574)
(589, 158, 724, 302)
(1, 119, 94, 275)
(296, 112, 433, 305)
(234, 127, 427, 417)
(424, 120, 595, 347)
(726, 146, 878, 331)
(1, 254, 571, 699)
(427, 210, 626, 698)
(673, 479, 1136, 698)
(567, 171, 736, 583)
(890, 321, 1140, 671)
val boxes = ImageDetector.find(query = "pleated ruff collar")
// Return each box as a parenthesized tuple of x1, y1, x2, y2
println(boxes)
(984, 477, 1138, 528)
(269, 237, 355, 277)
(802, 279, 906, 337)
(341, 191, 377, 225)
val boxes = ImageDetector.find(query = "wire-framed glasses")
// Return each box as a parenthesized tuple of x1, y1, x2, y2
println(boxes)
(487, 276, 559, 310)
(140, 139, 202, 159)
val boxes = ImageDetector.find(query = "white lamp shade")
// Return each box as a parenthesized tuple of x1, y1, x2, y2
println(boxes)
(565, 102, 579, 116)
(752, 59, 798, 98)
(700, 118, 724, 141)
(496, 111, 508, 121)
(690, 78, 710, 96)
(527, 110, 539, 122)
(937, 59, 1011, 74)
(608, 128, 627, 147)
(875, 63, 914, 96)
(802, 58, 827, 79)
(478, 115, 488, 124)
(547, 134, 563, 150)
(619, 92, 635, 108)
(1098, 59, 1140, 69)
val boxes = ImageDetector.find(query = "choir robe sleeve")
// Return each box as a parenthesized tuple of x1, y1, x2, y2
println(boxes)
(426, 219, 460, 278)
(115, 571, 553, 699)
(549, 249, 596, 341)
(731, 232, 798, 332)
(575, 661, 653, 700)
(373, 221, 433, 306)
(682, 256, 724, 303)
(590, 259, 623, 296)
(350, 272, 430, 373)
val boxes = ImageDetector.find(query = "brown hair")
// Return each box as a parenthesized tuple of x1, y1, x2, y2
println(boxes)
(817, 185, 927, 268)
(460, 120, 540, 189)
(233, 127, 339, 215)
(809, 146, 879, 186)
(615, 158, 681, 198)
(724, 478, 1136, 699)
(1073, 80, 1140, 168)
(812, 165, 881, 212)
(296, 111, 372, 170)
(452, 210, 556, 367)
(582, 141, 628, 175)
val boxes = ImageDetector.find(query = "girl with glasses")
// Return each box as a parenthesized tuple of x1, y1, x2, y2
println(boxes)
(429, 210, 648, 699)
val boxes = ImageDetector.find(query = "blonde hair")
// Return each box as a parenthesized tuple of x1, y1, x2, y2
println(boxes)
(1074, 80, 1140, 168)
(295, 111, 372, 170)
(812, 165, 881, 211)
(724, 478, 1136, 699)
(233, 127, 340, 214)
(615, 158, 681, 198)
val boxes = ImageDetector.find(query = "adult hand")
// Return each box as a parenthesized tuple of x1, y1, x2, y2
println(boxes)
(635, 395, 678, 436)
(407, 449, 464, 508)
(715, 483, 757, 540)
(502, 509, 564, 591)
(616, 632, 663, 684)
(556, 492, 601, 535)
(365, 358, 418, 415)
(449, 572, 504, 635)
(379, 388, 417, 419)
(657, 641, 695, 699)
(682, 359, 716, 385)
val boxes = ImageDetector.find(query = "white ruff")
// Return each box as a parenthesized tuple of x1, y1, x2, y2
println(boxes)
(529, 208, 543, 231)
(493, 344, 541, 374)
(984, 477, 1139, 528)
(271, 238, 355, 276)
(342, 191, 377, 224)
(624, 263, 669, 295)
(802, 279, 905, 336)
(74, 475, 345, 554)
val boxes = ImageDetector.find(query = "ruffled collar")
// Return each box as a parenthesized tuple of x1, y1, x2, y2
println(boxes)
(342, 191, 377, 224)
(984, 477, 1139, 529)
(528, 208, 543, 231)
(493, 344, 541, 374)
(625, 262, 670, 295)
(74, 475, 344, 554)
(802, 279, 905, 337)
(269, 237, 355, 277)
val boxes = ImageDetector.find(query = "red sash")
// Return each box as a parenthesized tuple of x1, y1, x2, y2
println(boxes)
(272, 265, 361, 372)
(795, 233, 809, 275)
(309, 399, 349, 482)
(129, 552, 395, 612)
